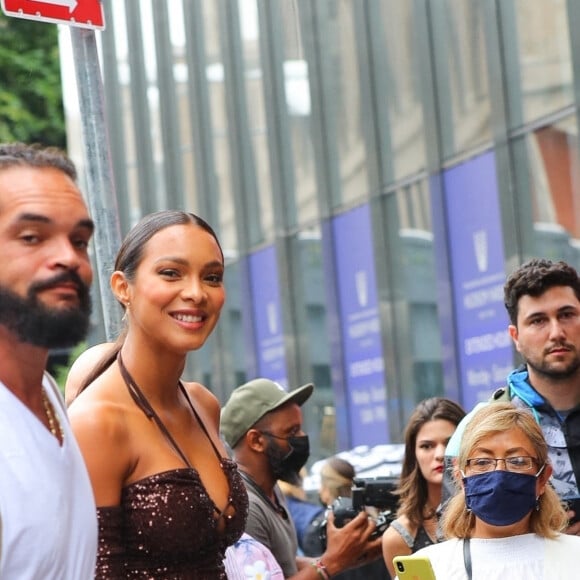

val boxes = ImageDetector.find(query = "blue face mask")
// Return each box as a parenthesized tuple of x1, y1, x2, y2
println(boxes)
(463, 469, 542, 526)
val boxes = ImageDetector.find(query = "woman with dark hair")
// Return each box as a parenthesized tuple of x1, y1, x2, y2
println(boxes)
(68, 210, 248, 579)
(382, 397, 465, 578)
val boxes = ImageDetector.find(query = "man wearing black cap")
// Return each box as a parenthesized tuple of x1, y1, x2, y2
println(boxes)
(221, 378, 382, 579)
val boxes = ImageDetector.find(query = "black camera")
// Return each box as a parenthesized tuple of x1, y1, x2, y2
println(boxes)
(319, 476, 399, 549)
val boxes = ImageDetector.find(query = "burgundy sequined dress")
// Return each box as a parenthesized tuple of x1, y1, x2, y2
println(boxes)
(95, 355, 249, 579)
(96, 461, 248, 579)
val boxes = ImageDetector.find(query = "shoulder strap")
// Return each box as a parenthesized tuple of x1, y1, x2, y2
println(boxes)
(463, 538, 472, 579)
(390, 520, 415, 549)
(178, 382, 224, 462)
(490, 386, 510, 402)
(117, 352, 193, 469)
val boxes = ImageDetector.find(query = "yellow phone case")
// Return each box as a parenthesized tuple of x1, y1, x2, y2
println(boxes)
(393, 555, 437, 580)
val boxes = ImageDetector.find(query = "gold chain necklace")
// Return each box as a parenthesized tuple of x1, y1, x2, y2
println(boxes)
(41, 388, 64, 443)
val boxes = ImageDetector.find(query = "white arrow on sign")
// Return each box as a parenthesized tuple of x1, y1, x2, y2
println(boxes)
(29, 0, 78, 13)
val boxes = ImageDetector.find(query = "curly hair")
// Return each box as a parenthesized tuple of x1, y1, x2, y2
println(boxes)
(442, 402, 567, 539)
(0, 142, 77, 181)
(504, 258, 580, 326)
(396, 397, 465, 527)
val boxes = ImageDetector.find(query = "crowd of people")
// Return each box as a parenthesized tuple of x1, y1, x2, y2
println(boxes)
(3, 141, 580, 579)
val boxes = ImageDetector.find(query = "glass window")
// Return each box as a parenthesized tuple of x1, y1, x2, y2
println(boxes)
(378, 1, 426, 181)
(327, 0, 370, 206)
(512, 115, 580, 267)
(238, 0, 275, 242)
(223, 260, 249, 386)
(141, 1, 166, 205)
(202, 0, 238, 257)
(504, 0, 572, 127)
(436, 0, 491, 158)
(386, 178, 444, 414)
(167, 0, 199, 212)
(280, 1, 318, 226)
(292, 227, 336, 461)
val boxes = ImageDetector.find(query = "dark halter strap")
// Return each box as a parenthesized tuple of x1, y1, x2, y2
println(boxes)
(116, 351, 234, 519)
(117, 351, 193, 468)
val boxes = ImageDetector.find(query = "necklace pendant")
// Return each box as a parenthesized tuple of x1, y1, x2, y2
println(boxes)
(41, 388, 65, 443)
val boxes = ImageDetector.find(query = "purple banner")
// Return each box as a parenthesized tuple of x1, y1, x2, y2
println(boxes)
(248, 246, 288, 386)
(333, 204, 389, 445)
(443, 151, 512, 408)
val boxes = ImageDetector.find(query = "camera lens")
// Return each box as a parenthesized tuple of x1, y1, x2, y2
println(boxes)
(396, 562, 405, 572)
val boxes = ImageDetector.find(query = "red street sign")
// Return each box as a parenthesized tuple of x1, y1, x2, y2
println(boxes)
(1, 0, 105, 30)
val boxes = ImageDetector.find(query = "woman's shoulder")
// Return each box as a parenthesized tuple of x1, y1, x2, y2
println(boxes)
(544, 533, 580, 573)
(65, 341, 116, 405)
(183, 380, 219, 403)
(389, 515, 416, 536)
(549, 532, 580, 548)
(68, 380, 136, 445)
(383, 516, 415, 549)
(182, 381, 220, 416)
(415, 537, 461, 559)
(182, 381, 222, 435)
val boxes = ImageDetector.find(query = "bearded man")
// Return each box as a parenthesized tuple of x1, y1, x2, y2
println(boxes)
(0, 142, 97, 578)
(221, 378, 382, 579)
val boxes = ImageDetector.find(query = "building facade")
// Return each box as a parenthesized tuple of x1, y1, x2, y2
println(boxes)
(63, 0, 580, 462)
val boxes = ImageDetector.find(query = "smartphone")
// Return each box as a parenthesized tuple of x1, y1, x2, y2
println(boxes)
(392, 555, 437, 580)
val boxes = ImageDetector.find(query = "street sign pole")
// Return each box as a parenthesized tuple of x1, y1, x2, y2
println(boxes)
(69, 26, 122, 342)
(1, 0, 121, 340)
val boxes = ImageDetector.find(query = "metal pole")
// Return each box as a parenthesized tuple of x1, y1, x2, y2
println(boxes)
(69, 27, 123, 342)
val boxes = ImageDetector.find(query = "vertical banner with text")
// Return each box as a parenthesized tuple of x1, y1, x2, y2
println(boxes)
(248, 246, 288, 387)
(333, 204, 389, 446)
(443, 151, 512, 409)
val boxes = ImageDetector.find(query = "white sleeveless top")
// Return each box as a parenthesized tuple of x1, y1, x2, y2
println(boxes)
(413, 532, 580, 579)
(0, 374, 97, 578)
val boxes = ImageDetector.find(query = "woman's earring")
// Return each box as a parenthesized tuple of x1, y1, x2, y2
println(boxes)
(122, 302, 130, 322)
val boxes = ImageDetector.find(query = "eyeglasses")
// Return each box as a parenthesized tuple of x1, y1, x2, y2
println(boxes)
(465, 456, 539, 474)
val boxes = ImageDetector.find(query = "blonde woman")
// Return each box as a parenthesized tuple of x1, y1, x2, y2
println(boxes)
(413, 403, 580, 579)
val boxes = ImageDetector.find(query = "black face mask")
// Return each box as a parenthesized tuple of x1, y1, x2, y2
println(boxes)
(262, 433, 310, 484)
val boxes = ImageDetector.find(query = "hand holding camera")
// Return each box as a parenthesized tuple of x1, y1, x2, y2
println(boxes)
(319, 476, 399, 548)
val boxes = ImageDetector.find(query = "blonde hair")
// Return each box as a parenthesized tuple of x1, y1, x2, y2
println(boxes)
(442, 402, 567, 539)
(320, 457, 355, 500)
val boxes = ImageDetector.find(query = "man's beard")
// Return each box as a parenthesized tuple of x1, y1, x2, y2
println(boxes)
(265, 439, 302, 485)
(264, 436, 309, 485)
(526, 348, 580, 381)
(0, 272, 92, 348)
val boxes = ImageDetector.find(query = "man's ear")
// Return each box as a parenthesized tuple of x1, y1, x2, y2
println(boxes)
(246, 428, 267, 453)
(508, 324, 520, 351)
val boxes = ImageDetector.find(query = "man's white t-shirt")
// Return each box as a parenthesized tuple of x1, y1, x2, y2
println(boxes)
(0, 375, 97, 579)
